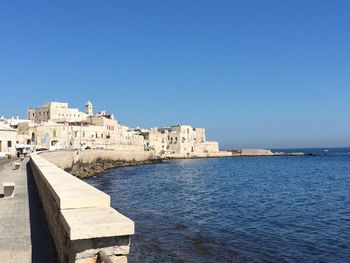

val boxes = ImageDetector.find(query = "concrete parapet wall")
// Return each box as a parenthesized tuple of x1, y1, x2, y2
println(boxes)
(39, 149, 155, 170)
(30, 154, 134, 263)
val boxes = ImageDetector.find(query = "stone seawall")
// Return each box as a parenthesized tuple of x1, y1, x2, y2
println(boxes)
(30, 153, 135, 263)
(162, 151, 233, 159)
(39, 149, 158, 178)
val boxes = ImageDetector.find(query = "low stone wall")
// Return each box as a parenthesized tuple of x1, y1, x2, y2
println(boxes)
(30, 153, 134, 263)
(163, 151, 233, 159)
(40, 149, 155, 170)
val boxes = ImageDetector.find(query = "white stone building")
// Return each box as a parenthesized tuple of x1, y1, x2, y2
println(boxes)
(0, 120, 17, 156)
(27, 102, 88, 123)
(138, 124, 219, 156)
(19, 101, 144, 151)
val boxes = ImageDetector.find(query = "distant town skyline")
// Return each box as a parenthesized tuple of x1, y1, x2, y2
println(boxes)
(1, 1, 350, 149)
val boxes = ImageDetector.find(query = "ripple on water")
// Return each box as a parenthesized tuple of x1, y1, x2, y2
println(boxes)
(84, 156, 350, 262)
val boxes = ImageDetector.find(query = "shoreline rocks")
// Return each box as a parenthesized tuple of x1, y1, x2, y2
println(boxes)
(64, 157, 162, 178)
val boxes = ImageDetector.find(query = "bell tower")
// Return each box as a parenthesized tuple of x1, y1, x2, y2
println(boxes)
(85, 101, 93, 117)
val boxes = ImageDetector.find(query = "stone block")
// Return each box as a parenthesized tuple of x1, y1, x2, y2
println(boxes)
(98, 250, 127, 263)
(14, 162, 21, 170)
(75, 256, 97, 263)
(110, 255, 127, 263)
(73, 235, 130, 260)
(31, 154, 110, 209)
(61, 207, 134, 240)
(3, 182, 15, 197)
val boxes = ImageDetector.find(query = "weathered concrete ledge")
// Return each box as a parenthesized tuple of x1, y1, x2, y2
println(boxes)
(30, 153, 134, 263)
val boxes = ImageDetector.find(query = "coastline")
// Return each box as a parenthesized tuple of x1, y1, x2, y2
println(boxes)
(38, 149, 159, 178)
(67, 154, 307, 178)
(65, 157, 163, 178)
(37, 149, 308, 179)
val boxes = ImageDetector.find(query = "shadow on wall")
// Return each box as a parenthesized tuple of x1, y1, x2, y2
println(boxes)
(26, 162, 57, 263)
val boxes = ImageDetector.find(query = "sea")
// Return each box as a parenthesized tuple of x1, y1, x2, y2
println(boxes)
(84, 148, 350, 263)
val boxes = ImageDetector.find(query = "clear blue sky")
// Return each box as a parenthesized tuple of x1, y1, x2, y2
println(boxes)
(1, 1, 349, 149)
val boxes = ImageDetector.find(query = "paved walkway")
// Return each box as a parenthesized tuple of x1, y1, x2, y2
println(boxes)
(0, 158, 31, 262)
(0, 158, 56, 263)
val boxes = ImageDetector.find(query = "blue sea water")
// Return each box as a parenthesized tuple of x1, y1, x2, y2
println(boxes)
(274, 147, 350, 155)
(85, 152, 350, 262)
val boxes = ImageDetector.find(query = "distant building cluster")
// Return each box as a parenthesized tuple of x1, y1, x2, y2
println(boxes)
(130, 125, 219, 156)
(0, 101, 220, 157)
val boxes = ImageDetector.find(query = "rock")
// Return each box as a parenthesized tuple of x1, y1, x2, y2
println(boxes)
(66, 158, 162, 178)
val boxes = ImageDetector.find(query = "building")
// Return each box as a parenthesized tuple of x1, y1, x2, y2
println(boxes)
(140, 128, 169, 153)
(5, 116, 31, 128)
(19, 101, 144, 151)
(138, 124, 219, 156)
(0, 120, 17, 156)
(12, 101, 221, 156)
(27, 102, 88, 123)
(17, 121, 68, 149)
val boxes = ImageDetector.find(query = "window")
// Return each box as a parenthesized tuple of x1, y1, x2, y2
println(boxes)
(7, 141, 12, 147)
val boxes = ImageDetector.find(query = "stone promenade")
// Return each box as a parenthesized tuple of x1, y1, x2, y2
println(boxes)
(0, 157, 56, 263)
